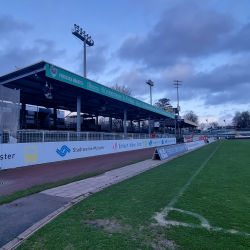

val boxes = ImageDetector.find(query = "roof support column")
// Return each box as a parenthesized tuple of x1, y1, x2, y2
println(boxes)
(53, 107, 57, 130)
(130, 120, 133, 132)
(124, 108, 127, 135)
(77, 95, 81, 132)
(148, 116, 151, 135)
(21, 103, 26, 130)
(96, 116, 99, 131)
(109, 117, 112, 131)
(138, 120, 140, 133)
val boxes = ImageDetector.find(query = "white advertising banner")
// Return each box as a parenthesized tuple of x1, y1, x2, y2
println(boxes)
(0, 137, 176, 171)
(208, 138, 215, 143)
(185, 140, 205, 151)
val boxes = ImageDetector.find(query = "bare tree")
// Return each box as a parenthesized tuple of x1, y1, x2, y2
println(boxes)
(209, 122, 219, 128)
(199, 123, 206, 130)
(98, 117, 109, 130)
(110, 83, 132, 96)
(183, 110, 199, 124)
(154, 98, 172, 110)
(232, 111, 250, 128)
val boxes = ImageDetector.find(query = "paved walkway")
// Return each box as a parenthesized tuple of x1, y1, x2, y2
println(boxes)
(41, 159, 161, 199)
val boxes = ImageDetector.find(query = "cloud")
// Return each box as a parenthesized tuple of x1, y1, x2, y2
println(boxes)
(0, 40, 66, 75)
(0, 15, 66, 75)
(0, 14, 31, 35)
(111, 68, 150, 95)
(118, 1, 236, 68)
(75, 45, 109, 77)
(187, 54, 250, 105)
(112, 52, 250, 107)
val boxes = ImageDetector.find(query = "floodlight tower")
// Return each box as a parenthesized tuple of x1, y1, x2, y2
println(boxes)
(72, 24, 94, 78)
(174, 80, 182, 137)
(146, 79, 154, 105)
(174, 80, 182, 114)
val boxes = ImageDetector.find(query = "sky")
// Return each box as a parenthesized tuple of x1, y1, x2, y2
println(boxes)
(1, 0, 250, 126)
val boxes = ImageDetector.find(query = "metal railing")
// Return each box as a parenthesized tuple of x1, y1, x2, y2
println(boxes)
(1, 130, 175, 144)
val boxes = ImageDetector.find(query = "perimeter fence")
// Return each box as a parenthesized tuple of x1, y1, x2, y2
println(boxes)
(0, 130, 175, 144)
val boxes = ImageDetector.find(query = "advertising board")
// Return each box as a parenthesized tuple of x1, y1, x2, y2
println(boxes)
(155, 144, 187, 160)
(199, 136, 207, 141)
(0, 138, 176, 171)
(184, 137, 193, 142)
(153, 140, 206, 161)
(184, 140, 205, 151)
(207, 138, 215, 143)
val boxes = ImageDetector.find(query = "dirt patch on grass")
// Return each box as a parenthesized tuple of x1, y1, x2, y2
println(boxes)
(64, 243, 75, 250)
(82, 218, 128, 233)
(147, 224, 178, 250)
(151, 237, 176, 250)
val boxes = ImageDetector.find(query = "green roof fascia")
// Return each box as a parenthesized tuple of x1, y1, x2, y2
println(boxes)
(45, 63, 174, 119)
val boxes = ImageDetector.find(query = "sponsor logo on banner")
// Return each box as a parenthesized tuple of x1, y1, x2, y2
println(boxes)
(162, 140, 164, 145)
(149, 140, 152, 146)
(50, 65, 58, 77)
(199, 136, 207, 141)
(184, 137, 193, 143)
(56, 145, 71, 157)
(87, 81, 99, 93)
(142, 141, 148, 147)
(73, 146, 105, 152)
(113, 142, 118, 150)
(157, 144, 187, 160)
(25, 146, 38, 164)
(185, 141, 205, 150)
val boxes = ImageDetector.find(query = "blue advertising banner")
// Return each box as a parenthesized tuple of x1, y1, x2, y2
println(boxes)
(154, 144, 187, 160)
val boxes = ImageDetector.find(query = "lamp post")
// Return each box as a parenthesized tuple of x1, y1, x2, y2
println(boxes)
(174, 80, 182, 114)
(146, 80, 154, 105)
(175, 113, 178, 137)
(206, 119, 208, 129)
(224, 119, 226, 129)
(72, 24, 94, 78)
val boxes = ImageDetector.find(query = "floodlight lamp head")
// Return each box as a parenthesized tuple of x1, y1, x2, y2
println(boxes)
(146, 79, 154, 86)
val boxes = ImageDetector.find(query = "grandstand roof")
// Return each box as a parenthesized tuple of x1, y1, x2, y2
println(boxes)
(0, 61, 175, 122)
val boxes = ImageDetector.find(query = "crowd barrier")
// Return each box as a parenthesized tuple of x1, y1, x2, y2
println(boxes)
(0, 130, 175, 144)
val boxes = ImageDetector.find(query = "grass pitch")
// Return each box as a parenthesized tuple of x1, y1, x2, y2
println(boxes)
(18, 140, 250, 249)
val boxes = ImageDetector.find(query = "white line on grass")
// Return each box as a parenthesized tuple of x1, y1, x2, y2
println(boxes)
(156, 140, 223, 218)
(154, 140, 250, 236)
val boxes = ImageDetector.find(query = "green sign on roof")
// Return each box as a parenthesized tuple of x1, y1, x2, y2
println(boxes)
(45, 63, 174, 119)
